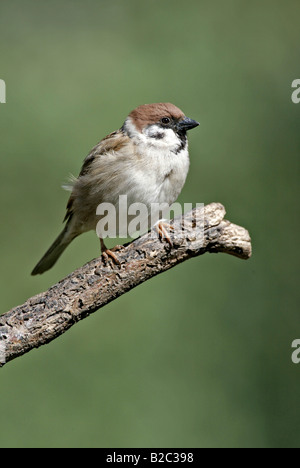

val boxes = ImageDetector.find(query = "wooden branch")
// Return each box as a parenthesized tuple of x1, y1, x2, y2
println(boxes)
(0, 203, 251, 368)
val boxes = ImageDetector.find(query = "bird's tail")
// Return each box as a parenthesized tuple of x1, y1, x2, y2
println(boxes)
(31, 223, 76, 276)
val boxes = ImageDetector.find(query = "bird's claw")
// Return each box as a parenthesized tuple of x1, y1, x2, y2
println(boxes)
(155, 220, 174, 247)
(102, 248, 121, 266)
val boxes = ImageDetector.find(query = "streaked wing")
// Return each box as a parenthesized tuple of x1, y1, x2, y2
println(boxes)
(64, 129, 130, 222)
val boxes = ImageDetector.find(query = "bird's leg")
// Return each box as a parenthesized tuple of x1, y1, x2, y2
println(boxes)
(154, 219, 174, 246)
(100, 238, 121, 265)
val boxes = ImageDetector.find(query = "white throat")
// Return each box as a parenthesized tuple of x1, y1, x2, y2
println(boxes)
(121, 117, 190, 207)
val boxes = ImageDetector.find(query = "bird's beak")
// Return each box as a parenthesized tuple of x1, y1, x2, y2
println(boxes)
(177, 117, 200, 132)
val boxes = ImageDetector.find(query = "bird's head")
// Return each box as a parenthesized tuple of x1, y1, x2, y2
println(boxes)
(123, 103, 199, 153)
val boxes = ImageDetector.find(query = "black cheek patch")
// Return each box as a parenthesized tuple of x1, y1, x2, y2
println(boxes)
(152, 132, 165, 140)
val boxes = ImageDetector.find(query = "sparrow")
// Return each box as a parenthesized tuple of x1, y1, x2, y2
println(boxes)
(31, 103, 199, 275)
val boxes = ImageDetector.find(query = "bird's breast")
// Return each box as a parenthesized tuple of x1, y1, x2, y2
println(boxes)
(127, 146, 190, 206)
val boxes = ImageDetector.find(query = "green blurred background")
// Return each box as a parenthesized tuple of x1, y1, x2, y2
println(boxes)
(0, 0, 299, 448)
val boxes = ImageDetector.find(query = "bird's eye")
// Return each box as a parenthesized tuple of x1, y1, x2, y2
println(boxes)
(161, 117, 171, 125)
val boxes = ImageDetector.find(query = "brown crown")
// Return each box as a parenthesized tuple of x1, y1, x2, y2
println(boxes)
(129, 103, 185, 131)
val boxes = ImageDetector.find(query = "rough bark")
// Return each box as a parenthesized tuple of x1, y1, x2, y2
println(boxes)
(0, 203, 252, 367)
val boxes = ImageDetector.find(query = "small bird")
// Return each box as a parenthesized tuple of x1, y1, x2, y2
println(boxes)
(32, 103, 199, 275)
